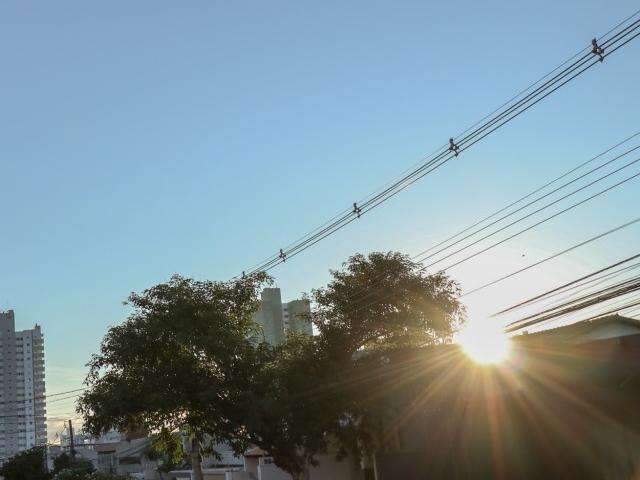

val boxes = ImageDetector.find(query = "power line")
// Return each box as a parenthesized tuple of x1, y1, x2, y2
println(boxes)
(423, 154, 640, 269)
(521, 293, 640, 333)
(413, 131, 640, 261)
(462, 219, 640, 297)
(416, 144, 640, 264)
(432, 169, 640, 272)
(339, 169, 640, 320)
(256, 34, 640, 278)
(0, 388, 86, 406)
(47, 388, 86, 398)
(549, 295, 640, 329)
(315, 131, 640, 311)
(494, 252, 640, 315)
(507, 291, 640, 335)
(522, 276, 640, 322)
(517, 261, 640, 315)
(312, 6, 640, 224)
(311, 20, 640, 262)
(47, 394, 82, 405)
(493, 277, 640, 333)
(238, 10, 640, 277)
(504, 276, 640, 332)
(0, 412, 80, 420)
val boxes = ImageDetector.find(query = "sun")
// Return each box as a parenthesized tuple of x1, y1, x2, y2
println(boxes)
(457, 320, 511, 364)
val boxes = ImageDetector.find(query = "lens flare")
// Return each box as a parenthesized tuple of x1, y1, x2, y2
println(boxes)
(457, 320, 511, 364)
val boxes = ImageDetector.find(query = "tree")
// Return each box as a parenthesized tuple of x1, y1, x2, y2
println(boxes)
(144, 428, 188, 479)
(78, 253, 463, 480)
(57, 472, 127, 480)
(78, 274, 270, 480)
(247, 252, 464, 478)
(54, 457, 95, 479)
(312, 253, 464, 470)
(243, 333, 341, 480)
(0, 446, 50, 480)
(313, 252, 464, 353)
(56, 469, 87, 480)
(53, 452, 72, 474)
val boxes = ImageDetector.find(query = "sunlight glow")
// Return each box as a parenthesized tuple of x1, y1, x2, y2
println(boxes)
(457, 320, 511, 364)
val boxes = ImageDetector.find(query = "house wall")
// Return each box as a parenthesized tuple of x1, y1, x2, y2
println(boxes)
(244, 457, 259, 476)
(225, 472, 252, 480)
(576, 323, 640, 343)
(202, 442, 244, 468)
(258, 463, 291, 480)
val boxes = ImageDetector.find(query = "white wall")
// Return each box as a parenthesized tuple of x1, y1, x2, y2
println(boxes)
(258, 463, 292, 480)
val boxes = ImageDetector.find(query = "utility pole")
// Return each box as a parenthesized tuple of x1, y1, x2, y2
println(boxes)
(68, 419, 76, 462)
(43, 443, 49, 474)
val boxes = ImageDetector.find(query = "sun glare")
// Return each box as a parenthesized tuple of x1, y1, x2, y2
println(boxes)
(457, 320, 511, 364)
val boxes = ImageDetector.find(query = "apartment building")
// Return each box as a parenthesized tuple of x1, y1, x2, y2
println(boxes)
(253, 288, 313, 345)
(0, 310, 46, 464)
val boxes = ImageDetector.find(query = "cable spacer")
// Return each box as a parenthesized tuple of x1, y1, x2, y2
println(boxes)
(279, 249, 286, 262)
(449, 138, 460, 156)
(353, 202, 362, 218)
(591, 38, 604, 62)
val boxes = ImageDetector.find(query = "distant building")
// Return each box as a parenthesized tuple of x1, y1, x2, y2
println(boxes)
(253, 288, 312, 345)
(283, 299, 313, 336)
(0, 310, 46, 463)
(59, 427, 124, 448)
(253, 288, 286, 345)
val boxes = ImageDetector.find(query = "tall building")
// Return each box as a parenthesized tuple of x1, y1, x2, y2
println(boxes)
(253, 289, 312, 345)
(0, 310, 46, 463)
(253, 288, 286, 345)
(282, 299, 313, 336)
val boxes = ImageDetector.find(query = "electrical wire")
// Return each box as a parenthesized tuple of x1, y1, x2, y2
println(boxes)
(313, 131, 640, 311)
(504, 276, 640, 332)
(416, 145, 640, 264)
(338, 169, 640, 320)
(414, 131, 640, 261)
(238, 10, 640, 276)
(494, 252, 640, 315)
(462, 220, 640, 297)
(432, 169, 640, 272)
(520, 261, 640, 315)
(0, 388, 86, 406)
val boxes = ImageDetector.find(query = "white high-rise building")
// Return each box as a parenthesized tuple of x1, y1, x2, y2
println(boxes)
(0, 310, 46, 463)
(282, 299, 313, 336)
(253, 289, 286, 345)
(253, 289, 313, 345)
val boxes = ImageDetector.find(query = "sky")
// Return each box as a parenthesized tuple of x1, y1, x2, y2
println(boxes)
(1, 0, 639, 436)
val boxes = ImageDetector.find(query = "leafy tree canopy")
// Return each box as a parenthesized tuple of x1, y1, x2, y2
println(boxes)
(313, 252, 464, 354)
(0, 446, 50, 480)
(78, 273, 271, 479)
(53, 452, 72, 474)
(79, 253, 464, 480)
(249, 253, 465, 477)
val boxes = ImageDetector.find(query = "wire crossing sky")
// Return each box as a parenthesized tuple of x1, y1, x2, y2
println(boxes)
(241, 9, 640, 276)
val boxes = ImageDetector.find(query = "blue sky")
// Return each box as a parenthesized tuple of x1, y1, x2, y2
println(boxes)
(1, 1, 639, 428)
